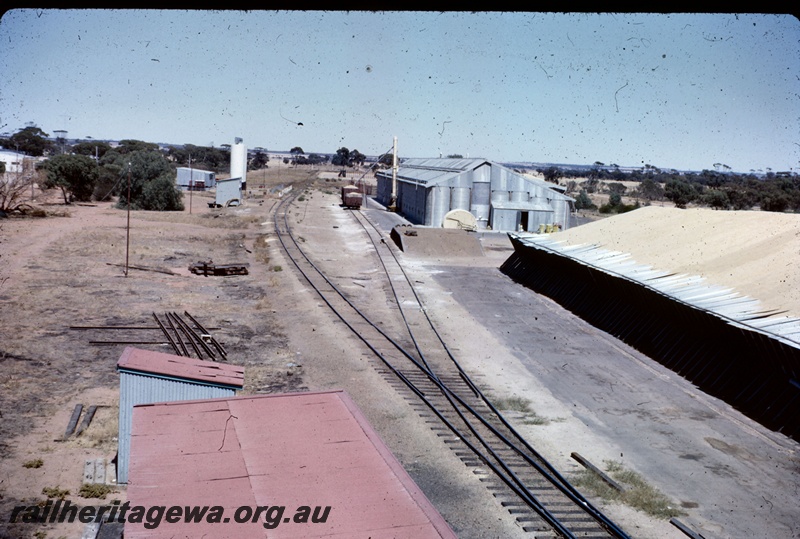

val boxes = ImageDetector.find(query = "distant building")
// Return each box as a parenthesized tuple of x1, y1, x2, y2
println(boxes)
(176, 167, 216, 190)
(376, 158, 574, 232)
(0, 149, 28, 174)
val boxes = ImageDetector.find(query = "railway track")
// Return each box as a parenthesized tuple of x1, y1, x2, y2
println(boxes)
(273, 185, 630, 538)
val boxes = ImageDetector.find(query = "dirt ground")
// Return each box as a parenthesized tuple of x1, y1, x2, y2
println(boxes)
(0, 172, 316, 538)
(1, 171, 798, 539)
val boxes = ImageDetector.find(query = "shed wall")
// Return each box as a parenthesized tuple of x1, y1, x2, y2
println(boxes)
(215, 179, 242, 206)
(118, 372, 235, 484)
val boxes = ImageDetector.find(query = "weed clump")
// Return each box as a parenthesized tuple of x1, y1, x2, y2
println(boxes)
(42, 486, 70, 500)
(78, 483, 116, 499)
(572, 460, 685, 519)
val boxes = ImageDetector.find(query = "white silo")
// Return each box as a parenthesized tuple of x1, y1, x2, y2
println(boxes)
(231, 137, 247, 191)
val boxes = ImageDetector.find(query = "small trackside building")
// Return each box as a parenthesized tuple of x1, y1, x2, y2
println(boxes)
(176, 167, 216, 190)
(125, 390, 457, 538)
(375, 157, 573, 232)
(116, 347, 244, 484)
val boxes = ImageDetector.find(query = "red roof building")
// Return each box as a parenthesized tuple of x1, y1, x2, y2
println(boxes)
(125, 390, 457, 538)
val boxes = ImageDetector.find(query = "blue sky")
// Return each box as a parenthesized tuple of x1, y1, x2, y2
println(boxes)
(1, 10, 798, 173)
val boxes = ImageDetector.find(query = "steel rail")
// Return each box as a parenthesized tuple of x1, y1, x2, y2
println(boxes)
(352, 210, 630, 539)
(273, 187, 627, 538)
(272, 189, 575, 537)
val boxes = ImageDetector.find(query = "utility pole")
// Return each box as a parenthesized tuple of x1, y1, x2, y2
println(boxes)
(125, 163, 131, 277)
(391, 136, 398, 209)
(189, 155, 193, 215)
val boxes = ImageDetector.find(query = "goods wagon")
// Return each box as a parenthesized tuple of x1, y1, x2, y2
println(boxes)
(341, 185, 362, 209)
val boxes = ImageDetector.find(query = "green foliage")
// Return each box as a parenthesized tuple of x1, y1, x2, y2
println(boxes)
(112, 150, 182, 211)
(332, 147, 350, 167)
(249, 149, 269, 170)
(637, 178, 664, 201)
(142, 173, 185, 211)
(702, 189, 730, 210)
(599, 194, 639, 214)
(116, 139, 160, 154)
(71, 141, 111, 159)
(542, 166, 563, 184)
(573, 189, 596, 211)
(607, 182, 627, 196)
(7, 126, 53, 156)
(664, 179, 698, 209)
(45, 154, 99, 203)
(760, 191, 789, 212)
(23, 458, 43, 468)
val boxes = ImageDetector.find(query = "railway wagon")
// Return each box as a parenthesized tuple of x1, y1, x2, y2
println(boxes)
(341, 185, 362, 209)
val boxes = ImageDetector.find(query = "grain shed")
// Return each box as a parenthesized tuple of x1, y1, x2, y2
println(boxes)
(125, 390, 457, 538)
(116, 347, 244, 484)
(376, 158, 573, 231)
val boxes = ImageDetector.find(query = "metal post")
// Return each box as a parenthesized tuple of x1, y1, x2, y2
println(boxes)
(125, 163, 131, 277)
(189, 155, 193, 214)
(391, 136, 398, 208)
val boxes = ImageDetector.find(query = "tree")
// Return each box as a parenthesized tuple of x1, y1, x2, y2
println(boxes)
(332, 147, 350, 167)
(607, 182, 627, 196)
(250, 150, 269, 170)
(664, 179, 697, 209)
(573, 190, 596, 211)
(7, 126, 53, 157)
(0, 158, 38, 212)
(115, 139, 159, 154)
(637, 178, 664, 201)
(542, 166, 563, 184)
(703, 189, 730, 210)
(44, 154, 99, 203)
(72, 141, 112, 160)
(348, 149, 366, 167)
(141, 174, 185, 211)
(112, 150, 183, 211)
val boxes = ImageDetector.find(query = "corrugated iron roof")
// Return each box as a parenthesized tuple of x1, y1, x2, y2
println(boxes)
(117, 347, 244, 388)
(511, 233, 800, 350)
(126, 390, 456, 538)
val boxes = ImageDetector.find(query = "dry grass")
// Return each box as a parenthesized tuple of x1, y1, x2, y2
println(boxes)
(41, 486, 70, 500)
(78, 483, 116, 499)
(493, 395, 550, 425)
(74, 404, 118, 451)
(571, 460, 685, 519)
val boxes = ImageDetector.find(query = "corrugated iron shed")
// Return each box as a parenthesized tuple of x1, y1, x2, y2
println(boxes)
(116, 347, 244, 484)
(376, 158, 573, 230)
(125, 390, 457, 538)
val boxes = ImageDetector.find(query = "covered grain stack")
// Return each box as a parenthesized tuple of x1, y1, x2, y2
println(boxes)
(116, 347, 244, 484)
